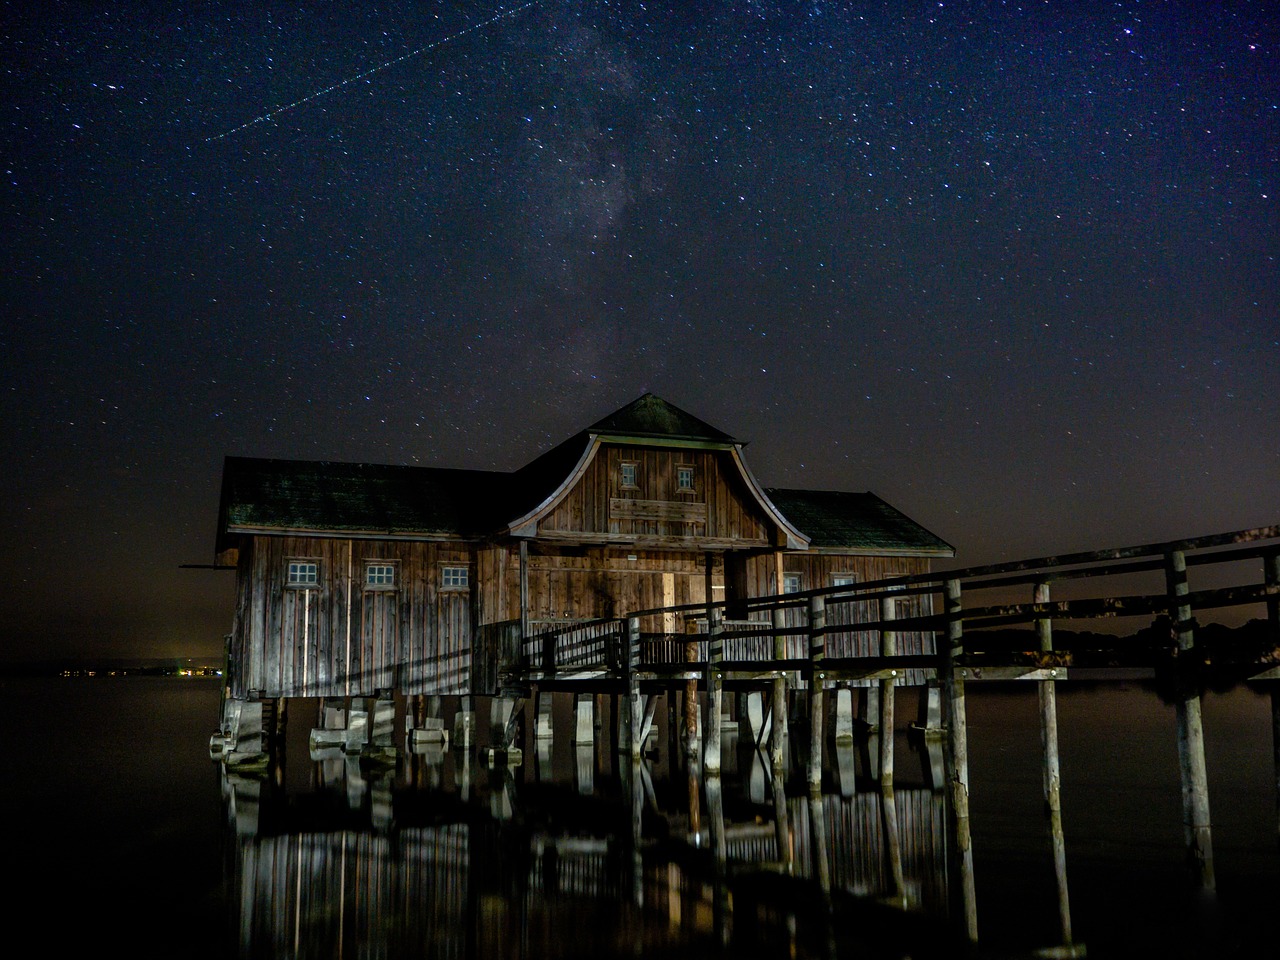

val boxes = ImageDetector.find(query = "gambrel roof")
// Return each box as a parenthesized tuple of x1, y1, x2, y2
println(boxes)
(215, 394, 954, 558)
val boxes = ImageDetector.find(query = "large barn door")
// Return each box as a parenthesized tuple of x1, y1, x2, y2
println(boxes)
(434, 566, 471, 694)
(361, 583, 398, 692)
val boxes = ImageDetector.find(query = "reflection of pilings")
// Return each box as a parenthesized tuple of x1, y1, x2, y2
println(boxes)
(808, 595, 826, 791)
(1036, 581, 1074, 948)
(879, 594, 904, 901)
(626, 756, 644, 908)
(705, 773, 731, 946)
(1265, 551, 1280, 845)
(235, 826, 471, 958)
(1273, 687, 1280, 847)
(942, 578, 978, 942)
(807, 792, 831, 894)
(788, 790, 950, 909)
(1166, 550, 1215, 888)
(773, 771, 793, 872)
(880, 782, 905, 904)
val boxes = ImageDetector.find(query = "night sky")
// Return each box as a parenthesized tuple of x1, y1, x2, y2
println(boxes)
(3, 1, 1276, 665)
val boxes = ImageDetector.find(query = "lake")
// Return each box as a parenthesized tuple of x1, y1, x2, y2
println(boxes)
(3, 675, 1277, 958)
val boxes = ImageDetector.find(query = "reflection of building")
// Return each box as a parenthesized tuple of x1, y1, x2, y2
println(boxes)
(219, 739, 955, 958)
(210, 394, 952, 747)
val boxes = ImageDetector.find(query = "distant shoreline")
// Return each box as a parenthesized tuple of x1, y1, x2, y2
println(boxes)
(0, 661, 223, 679)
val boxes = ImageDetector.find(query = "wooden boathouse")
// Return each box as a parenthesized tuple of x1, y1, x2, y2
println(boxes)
(209, 393, 953, 757)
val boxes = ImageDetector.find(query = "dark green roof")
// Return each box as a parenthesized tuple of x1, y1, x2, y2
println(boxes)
(588, 393, 737, 443)
(763, 488, 955, 556)
(217, 457, 510, 548)
(215, 396, 953, 559)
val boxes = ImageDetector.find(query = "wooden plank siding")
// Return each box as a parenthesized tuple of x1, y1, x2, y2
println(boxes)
(536, 446, 771, 546)
(742, 554, 936, 669)
(232, 535, 482, 699)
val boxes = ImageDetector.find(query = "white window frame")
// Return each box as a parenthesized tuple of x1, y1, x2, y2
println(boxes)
(619, 461, 639, 489)
(676, 464, 696, 492)
(286, 560, 319, 588)
(441, 564, 469, 590)
(365, 562, 396, 589)
(783, 572, 802, 594)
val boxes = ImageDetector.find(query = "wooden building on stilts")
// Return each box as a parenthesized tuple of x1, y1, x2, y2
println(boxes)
(208, 394, 953, 764)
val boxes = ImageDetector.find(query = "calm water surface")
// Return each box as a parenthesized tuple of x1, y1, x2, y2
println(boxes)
(4, 676, 1277, 959)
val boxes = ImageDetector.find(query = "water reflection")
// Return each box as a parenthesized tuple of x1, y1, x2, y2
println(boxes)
(218, 698, 969, 959)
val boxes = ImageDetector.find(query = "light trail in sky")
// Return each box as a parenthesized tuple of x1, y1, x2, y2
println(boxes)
(205, 1, 538, 143)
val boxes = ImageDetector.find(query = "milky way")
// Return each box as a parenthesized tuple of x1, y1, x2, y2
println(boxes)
(1, 1, 1275, 662)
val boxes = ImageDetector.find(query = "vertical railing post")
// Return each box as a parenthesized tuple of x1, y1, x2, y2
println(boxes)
(1035, 580, 1073, 948)
(807, 594, 826, 792)
(942, 578, 977, 942)
(1166, 549, 1215, 887)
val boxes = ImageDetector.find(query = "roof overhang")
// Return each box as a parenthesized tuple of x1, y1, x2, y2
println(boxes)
(507, 435, 601, 537)
(506, 435, 810, 550)
(223, 524, 472, 543)
(728, 446, 810, 551)
(799, 544, 957, 558)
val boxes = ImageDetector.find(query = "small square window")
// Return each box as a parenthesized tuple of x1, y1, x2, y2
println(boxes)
(620, 462, 638, 488)
(287, 560, 318, 587)
(677, 465, 695, 490)
(783, 573, 802, 594)
(366, 563, 395, 587)
(441, 565, 469, 589)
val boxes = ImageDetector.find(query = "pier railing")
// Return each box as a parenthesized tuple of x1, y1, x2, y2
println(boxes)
(510, 523, 1280, 943)
(515, 523, 1280, 686)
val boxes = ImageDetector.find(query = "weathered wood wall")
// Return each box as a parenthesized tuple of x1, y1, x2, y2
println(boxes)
(536, 446, 771, 546)
(230, 536, 478, 699)
(743, 554, 936, 659)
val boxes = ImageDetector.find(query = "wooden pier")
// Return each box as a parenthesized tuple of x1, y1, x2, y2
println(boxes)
(214, 521, 1280, 953)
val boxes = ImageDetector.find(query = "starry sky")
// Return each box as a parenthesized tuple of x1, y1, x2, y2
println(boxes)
(2, 1, 1276, 664)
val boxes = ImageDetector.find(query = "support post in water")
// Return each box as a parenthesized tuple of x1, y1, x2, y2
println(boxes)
(626, 617, 642, 759)
(807, 594, 826, 792)
(1266, 550, 1280, 844)
(942, 578, 978, 942)
(704, 555, 725, 775)
(879, 591, 898, 787)
(1035, 580, 1074, 949)
(1165, 549, 1215, 888)
(879, 591, 905, 901)
(771, 605, 789, 779)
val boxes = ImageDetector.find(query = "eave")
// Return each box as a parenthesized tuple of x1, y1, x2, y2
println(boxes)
(797, 544, 957, 559)
(727, 446, 810, 551)
(224, 524, 476, 543)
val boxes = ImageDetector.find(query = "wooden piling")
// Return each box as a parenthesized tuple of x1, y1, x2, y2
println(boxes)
(807, 594, 826, 792)
(1261, 550, 1280, 845)
(684, 633, 699, 762)
(1165, 549, 1215, 888)
(942, 578, 978, 942)
(879, 593, 898, 790)
(704, 555, 725, 775)
(1036, 580, 1073, 947)
(626, 617, 642, 759)
(771, 605, 789, 779)
(878, 593, 905, 899)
